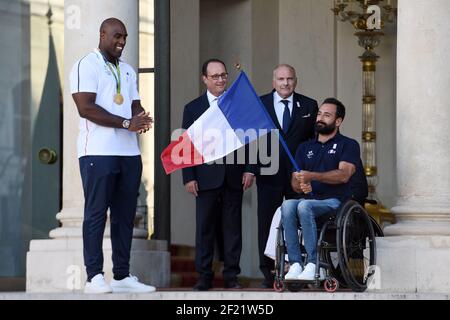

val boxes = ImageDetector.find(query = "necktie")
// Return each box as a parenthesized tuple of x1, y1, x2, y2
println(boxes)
(281, 100, 291, 132)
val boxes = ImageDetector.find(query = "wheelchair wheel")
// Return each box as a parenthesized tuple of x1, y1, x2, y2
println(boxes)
(369, 214, 384, 237)
(273, 280, 285, 292)
(336, 200, 376, 292)
(274, 223, 286, 282)
(324, 277, 339, 293)
(323, 250, 347, 288)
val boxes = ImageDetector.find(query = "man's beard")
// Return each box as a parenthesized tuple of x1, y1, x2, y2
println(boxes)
(315, 121, 336, 135)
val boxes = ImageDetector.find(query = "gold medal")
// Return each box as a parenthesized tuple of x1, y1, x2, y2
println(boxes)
(99, 52, 124, 106)
(114, 93, 124, 105)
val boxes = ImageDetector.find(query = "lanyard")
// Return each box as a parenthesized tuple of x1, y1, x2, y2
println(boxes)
(100, 51, 121, 94)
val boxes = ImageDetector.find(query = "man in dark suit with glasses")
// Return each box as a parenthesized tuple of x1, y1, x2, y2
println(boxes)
(182, 58, 255, 291)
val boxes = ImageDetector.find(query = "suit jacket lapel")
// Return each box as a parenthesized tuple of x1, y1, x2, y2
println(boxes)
(196, 93, 210, 119)
(286, 93, 303, 135)
(291, 96, 300, 122)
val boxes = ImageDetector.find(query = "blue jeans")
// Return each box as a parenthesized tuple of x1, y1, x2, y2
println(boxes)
(281, 198, 341, 265)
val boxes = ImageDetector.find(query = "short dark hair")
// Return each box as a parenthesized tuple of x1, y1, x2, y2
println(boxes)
(322, 97, 346, 120)
(202, 58, 227, 76)
(99, 18, 125, 33)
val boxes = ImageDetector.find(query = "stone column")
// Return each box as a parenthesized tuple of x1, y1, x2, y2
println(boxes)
(26, 0, 170, 292)
(375, 0, 450, 292)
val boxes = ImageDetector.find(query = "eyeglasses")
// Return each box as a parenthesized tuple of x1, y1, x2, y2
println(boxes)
(207, 73, 228, 81)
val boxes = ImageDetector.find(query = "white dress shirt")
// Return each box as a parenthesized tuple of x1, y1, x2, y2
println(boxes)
(70, 49, 141, 158)
(273, 91, 294, 130)
(206, 90, 221, 106)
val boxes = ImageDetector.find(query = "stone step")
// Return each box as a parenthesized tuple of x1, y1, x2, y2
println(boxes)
(3, 291, 449, 300)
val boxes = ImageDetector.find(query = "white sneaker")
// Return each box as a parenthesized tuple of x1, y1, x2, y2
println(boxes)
(110, 275, 156, 293)
(284, 263, 303, 280)
(84, 274, 113, 294)
(298, 263, 326, 281)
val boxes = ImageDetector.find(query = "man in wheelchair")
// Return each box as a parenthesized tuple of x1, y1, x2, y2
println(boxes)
(281, 98, 361, 281)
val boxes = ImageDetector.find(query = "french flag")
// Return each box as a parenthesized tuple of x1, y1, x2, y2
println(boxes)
(161, 72, 276, 175)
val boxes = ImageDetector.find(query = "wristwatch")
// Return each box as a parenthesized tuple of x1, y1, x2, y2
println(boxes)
(122, 119, 131, 129)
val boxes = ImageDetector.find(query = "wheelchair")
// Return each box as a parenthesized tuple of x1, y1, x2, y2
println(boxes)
(273, 199, 381, 293)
